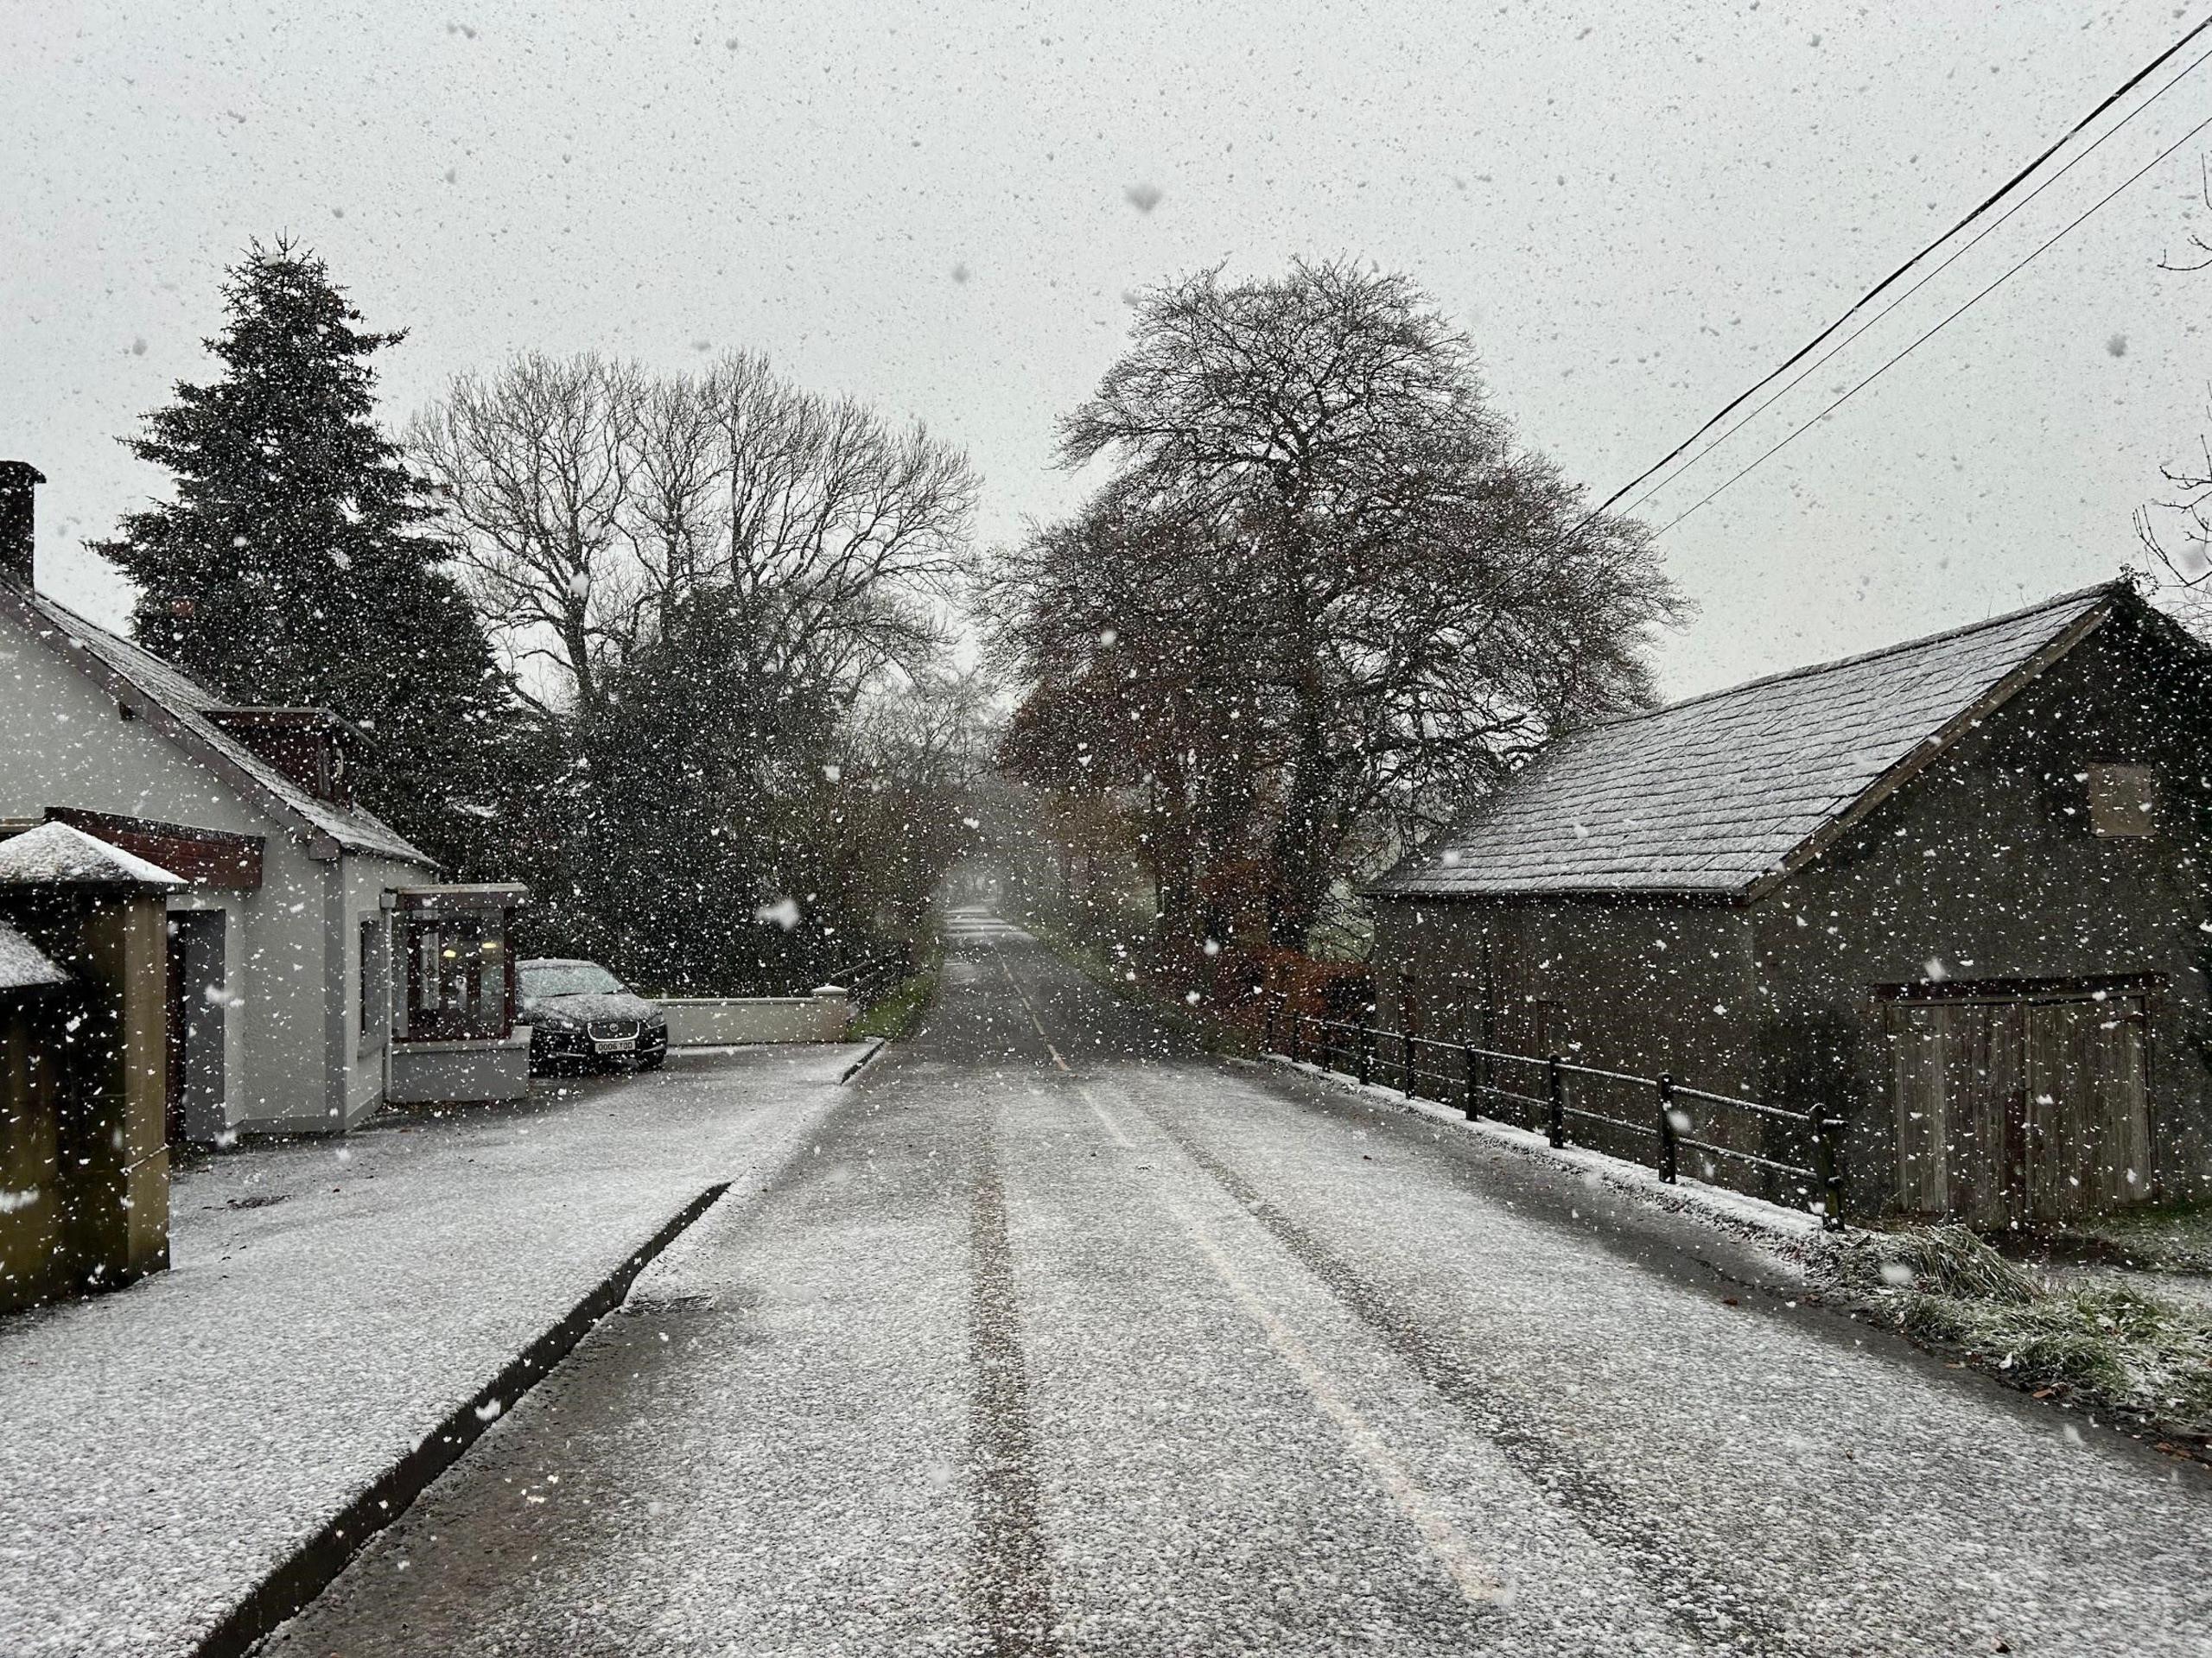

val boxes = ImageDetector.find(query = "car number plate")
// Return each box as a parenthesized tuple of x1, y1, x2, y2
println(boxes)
(593, 1035, 637, 1052)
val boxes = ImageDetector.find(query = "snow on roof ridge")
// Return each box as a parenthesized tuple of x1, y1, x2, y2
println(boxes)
(0, 822, 185, 888)
(0, 918, 69, 991)
(1580, 581, 2123, 733)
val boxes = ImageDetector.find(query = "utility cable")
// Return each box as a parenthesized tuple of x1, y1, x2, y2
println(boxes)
(1649, 108, 2212, 538)
(1621, 36, 2212, 523)
(1593, 12, 2212, 520)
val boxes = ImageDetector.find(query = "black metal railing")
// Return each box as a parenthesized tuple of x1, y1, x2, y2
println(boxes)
(1261, 995, 1845, 1229)
(823, 946, 916, 1011)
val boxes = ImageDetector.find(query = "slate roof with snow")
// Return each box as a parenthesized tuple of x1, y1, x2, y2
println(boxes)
(0, 821, 184, 888)
(1, 588, 434, 867)
(0, 918, 68, 991)
(1374, 584, 2128, 901)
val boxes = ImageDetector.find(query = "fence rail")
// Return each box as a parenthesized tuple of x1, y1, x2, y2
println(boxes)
(823, 947, 915, 1011)
(1261, 995, 1844, 1229)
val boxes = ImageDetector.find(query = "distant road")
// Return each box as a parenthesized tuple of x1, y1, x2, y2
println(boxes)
(265, 911, 2212, 1656)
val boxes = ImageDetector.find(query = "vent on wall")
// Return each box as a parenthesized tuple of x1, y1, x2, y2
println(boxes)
(2087, 764, 2158, 838)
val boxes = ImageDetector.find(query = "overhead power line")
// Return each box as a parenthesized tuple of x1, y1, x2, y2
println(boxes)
(1593, 11, 2212, 524)
(1649, 107, 2212, 539)
(1621, 35, 2212, 524)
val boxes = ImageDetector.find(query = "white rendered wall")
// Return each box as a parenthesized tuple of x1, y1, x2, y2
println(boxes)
(0, 609, 366, 1134)
(662, 994, 852, 1045)
(340, 851, 435, 1127)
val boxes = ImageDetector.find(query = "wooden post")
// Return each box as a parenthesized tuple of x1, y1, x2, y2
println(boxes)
(1460, 1045, 1478, 1121)
(1656, 1073, 1679, 1185)
(1546, 1055, 1566, 1147)
(1400, 981, 1418, 1096)
(1357, 1020, 1374, 1088)
(1815, 1112, 1846, 1230)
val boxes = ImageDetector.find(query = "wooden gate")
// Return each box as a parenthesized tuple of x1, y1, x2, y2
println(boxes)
(1887, 988, 2151, 1227)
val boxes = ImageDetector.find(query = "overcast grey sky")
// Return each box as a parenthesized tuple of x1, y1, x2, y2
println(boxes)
(4, 2, 2208, 696)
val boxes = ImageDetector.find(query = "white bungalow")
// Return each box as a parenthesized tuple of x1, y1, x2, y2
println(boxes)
(0, 461, 527, 1139)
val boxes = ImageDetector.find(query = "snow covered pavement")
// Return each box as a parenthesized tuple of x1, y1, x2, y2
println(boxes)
(0, 1044, 864, 1658)
(257, 924, 2212, 1656)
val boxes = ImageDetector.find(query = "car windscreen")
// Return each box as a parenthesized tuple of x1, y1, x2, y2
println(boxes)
(521, 963, 626, 998)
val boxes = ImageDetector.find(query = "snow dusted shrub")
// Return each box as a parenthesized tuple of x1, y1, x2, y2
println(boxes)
(1818, 1224, 2037, 1305)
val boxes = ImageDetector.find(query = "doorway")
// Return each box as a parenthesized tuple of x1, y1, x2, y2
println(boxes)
(1886, 985, 2152, 1227)
(162, 910, 226, 1145)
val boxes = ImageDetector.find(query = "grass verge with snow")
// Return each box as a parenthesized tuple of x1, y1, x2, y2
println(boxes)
(848, 936, 944, 1042)
(2050, 1198, 2212, 1274)
(1814, 1224, 2212, 1451)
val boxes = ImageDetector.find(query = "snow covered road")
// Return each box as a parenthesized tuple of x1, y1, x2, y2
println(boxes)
(262, 918, 2212, 1655)
(0, 1043, 863, 1658)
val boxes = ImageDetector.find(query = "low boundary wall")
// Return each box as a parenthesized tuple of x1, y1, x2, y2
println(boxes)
(662, 988, 850, 1046)
(386, 1031, 532, 1103)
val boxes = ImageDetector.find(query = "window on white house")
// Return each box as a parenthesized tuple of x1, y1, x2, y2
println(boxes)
(2088, 764, 2158, 838)
(399, 907, 511, 1041)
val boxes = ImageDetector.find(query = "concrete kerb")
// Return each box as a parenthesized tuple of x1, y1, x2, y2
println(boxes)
(1254, 1051, 1846, 1264)
(190, 1180, 734, 1658)
(839, 1037, 888, 1084)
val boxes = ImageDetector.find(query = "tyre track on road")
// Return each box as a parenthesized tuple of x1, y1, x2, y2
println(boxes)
(1137, 1106, 1799, 1655)
(1075, 1082, 1509, 1615)
(968, 1118, 1065, 1656)
(985, 933, 1795, 1654)
(988, 939, 1523, 1638)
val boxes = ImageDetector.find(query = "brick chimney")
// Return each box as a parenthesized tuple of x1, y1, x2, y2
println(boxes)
(0, 462, 42, 589)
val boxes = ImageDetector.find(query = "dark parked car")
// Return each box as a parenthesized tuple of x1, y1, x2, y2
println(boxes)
(518, 958, 670, 1074)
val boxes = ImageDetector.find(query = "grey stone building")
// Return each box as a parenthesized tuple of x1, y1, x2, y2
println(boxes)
(1369, 582, 2212, 1228)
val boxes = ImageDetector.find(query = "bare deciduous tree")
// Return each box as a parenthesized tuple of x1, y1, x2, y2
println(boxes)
(410, 349, 980, 992)
(410, 352, 644, 714)
(2136, 163, 2212, 619)
(410, 350, 976, 718)
(701, 351, 973, 711)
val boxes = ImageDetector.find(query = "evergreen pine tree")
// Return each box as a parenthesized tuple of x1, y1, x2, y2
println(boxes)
(94, 238, 518, 872)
